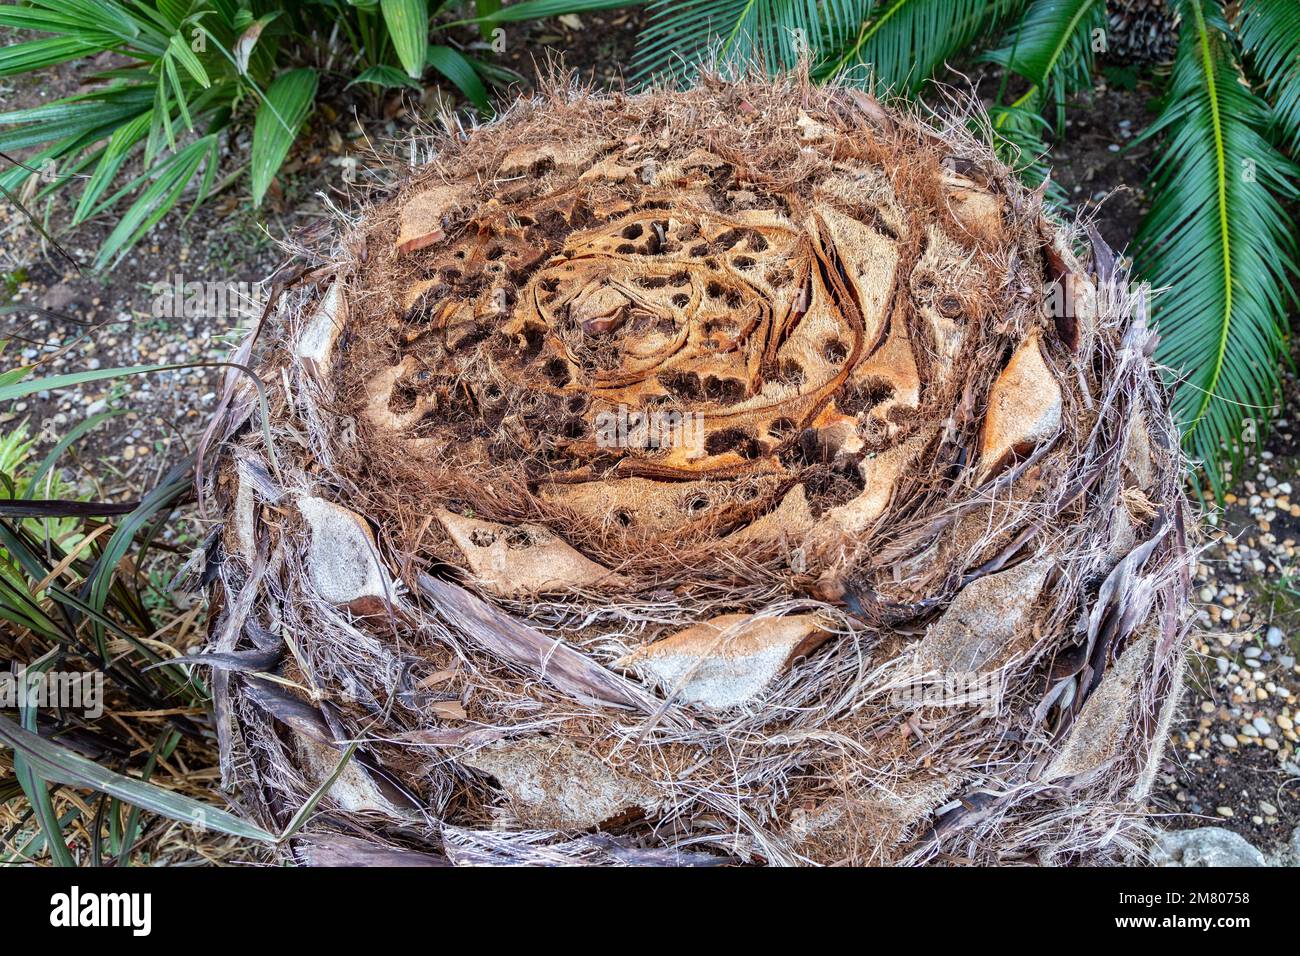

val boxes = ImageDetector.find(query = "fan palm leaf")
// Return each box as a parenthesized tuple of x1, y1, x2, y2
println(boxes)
(1133, 0, 1299, 495)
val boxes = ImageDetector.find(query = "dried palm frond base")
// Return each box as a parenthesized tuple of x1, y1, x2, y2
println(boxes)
(199, 75, 1195, 866)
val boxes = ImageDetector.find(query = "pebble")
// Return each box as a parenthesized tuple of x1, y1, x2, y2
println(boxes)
(1216, 806, 1234, 818)
(1267, 626, 1285, 647)
(1219, 733, 1238, 748)
(1260, 801, 1278, 816)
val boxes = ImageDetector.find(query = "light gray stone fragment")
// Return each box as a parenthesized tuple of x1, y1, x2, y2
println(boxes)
(1151, 827, 1266, 867)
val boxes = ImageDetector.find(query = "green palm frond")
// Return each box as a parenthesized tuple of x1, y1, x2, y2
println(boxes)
(632, 0, 837, 85)
(988, 97, 1069, 204)
(984, 0, 1105, 129)
(1133, 0, 1300, 496)
(1235, 0, 1300, 153)
(817, 0, 1023, 92)
(633, 1, 1022, 93)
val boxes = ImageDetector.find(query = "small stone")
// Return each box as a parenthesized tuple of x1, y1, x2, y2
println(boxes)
(1252, 716, 1272, 735)
(1260, 801, 1278, 816)
(1267, 626, 1285, 648)
(1216, 806, 1234, 818)
(1219, 733, 1238, 748)
(1152, 827, 1265, 867)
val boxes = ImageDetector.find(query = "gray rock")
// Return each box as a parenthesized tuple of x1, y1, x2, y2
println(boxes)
(1266, 827, 1300, 868)
(1152, 827, 1266, 867)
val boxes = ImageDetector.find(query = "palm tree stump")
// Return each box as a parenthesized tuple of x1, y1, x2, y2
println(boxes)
(201, 77, 1194, 865)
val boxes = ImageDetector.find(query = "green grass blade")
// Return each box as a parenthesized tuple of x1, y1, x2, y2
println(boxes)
(21, 411, 129, 497)
(13, 656, 76, 866)
(278, 743, 359, 840)
(0, 715, 278, 843)
(116, 729, 181, 865)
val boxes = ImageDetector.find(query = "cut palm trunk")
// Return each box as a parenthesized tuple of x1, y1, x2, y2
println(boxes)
(199, 76, 1194, 866)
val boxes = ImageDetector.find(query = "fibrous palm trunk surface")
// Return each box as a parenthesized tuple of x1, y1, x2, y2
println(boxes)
(201, 76, 1194, 866)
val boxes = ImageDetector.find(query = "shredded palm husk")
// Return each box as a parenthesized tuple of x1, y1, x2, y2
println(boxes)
(196, 71, 1195, 866)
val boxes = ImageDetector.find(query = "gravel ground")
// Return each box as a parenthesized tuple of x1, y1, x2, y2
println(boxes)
(2, 22, 1297, 860)
(1151, 381, 1300, 856)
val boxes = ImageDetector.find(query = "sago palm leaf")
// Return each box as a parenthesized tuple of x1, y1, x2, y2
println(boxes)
(1235, 0, 1300, 153)
(987, 97, 1069, 203)
(632, 0, 834, 85)
(634, 1, 1021, 92)
(1133, 0, 1299, 495)
(984, 0, 1105, 129)
(817, 0, 1024, 93)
